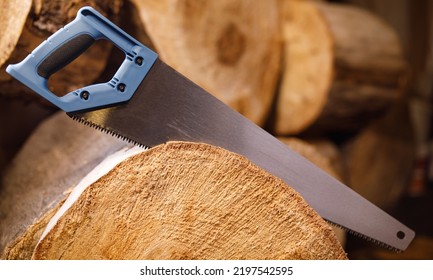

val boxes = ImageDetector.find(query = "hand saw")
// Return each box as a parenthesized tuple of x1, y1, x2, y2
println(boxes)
(6, 6, 414, 251)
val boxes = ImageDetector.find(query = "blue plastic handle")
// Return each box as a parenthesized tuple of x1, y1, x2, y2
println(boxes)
(6, 6, 158, 112)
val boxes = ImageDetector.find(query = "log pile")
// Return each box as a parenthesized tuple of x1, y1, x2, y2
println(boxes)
(0, 0, 411, 259)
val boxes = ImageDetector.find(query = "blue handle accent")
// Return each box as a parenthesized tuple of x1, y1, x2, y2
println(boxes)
(6, 7, 158, 112)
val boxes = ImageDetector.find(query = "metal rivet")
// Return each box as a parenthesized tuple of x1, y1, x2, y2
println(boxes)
(80, 91, 89, 100)
(135, 56, 143, 66)
(117, 83, 126, 92)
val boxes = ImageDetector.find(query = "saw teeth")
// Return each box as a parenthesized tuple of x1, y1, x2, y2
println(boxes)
(70, 115, 150, 149)
(325, 219, 402, 253)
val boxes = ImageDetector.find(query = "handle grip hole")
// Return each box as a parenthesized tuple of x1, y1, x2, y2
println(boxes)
(46, 39, 119, 97)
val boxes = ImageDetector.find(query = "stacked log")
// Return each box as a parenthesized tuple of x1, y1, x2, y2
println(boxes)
(0, 0, 32, 69)
(130, 0, 282, 126)
(275, 0, 407, 135)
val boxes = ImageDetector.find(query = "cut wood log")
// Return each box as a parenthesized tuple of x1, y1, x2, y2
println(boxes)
(275, 0, 333, 135)
(31, 142, 346, 259)
(0, 0, 32, 68)
(0, 0, 122, 103)
(130, 0, 282, 125)
(275, 0, 407, 135)
(342, 100, 414, 210)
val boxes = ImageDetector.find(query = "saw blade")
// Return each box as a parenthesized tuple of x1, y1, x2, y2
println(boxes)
(68, 59, 415, 251)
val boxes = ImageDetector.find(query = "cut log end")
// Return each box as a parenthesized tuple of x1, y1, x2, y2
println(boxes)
(28, 142, 346, 260)
(276, 0, 334, 134)
(0, 0, 32, 68)
(275, 0, 407, 135)
(131, 0, 281, 125)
